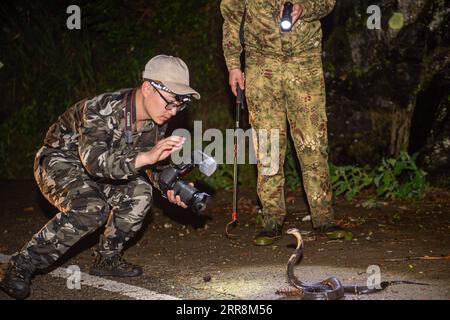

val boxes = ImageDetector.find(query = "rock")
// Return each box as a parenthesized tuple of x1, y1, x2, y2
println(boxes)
(164, 223, 173, 229)
(203, 275, 212, 282)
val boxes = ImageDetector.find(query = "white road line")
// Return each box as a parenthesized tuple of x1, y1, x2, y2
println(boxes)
(0, 253, 179, 300)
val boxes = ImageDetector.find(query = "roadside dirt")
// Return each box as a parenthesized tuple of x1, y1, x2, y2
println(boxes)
(0, 180, 449, 300)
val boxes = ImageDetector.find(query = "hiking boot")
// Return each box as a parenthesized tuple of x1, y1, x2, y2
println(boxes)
(89, 251, 143, 278)
(0, 255, 35, 300)
(314, 223, 348, 240)
(254, 223, 283, 246)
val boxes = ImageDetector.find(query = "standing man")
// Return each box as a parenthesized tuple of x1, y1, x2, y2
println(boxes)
(221, 1, 344, 246)
(0, 55, 200, 299)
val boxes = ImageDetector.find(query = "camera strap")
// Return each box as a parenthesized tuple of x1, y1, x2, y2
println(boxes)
(124, 89, 137, 144)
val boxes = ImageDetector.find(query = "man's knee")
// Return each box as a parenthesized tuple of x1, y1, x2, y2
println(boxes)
(25, 198, 110, 262)
(65, 197, 110, 228)
(126, 181, 153, 221)
(109, 179, 153, 226)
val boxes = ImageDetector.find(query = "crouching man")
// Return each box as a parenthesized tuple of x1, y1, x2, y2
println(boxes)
(0, 55, 200, 299)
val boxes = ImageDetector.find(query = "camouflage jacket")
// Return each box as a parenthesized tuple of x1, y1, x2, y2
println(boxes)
(220, 0, 336, 70)
(41, 88, 167, 181)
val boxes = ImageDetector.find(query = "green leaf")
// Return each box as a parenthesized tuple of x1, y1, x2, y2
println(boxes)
(389, 12, 405, 30)
(377, 185, 388, 196)
(362, 198, 378, 209)
(387, 159, 396, 167)
(383, 173, 392, 186)
(393, 162, 406, 176)
(374, 174, 383, 187)
(335, 183, 348, 196)
(344, 232, 354, 241)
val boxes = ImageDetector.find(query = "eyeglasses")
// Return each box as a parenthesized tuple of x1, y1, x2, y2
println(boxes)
(149, 80, 191, 112)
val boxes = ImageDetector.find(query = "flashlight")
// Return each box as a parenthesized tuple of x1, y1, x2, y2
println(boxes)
(280, 2, 293, 32)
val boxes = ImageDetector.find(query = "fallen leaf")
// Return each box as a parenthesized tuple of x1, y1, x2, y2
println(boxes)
(344, 232, 354, 241)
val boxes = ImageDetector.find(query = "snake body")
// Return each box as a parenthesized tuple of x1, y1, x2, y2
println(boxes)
(285, 228, 428, 300)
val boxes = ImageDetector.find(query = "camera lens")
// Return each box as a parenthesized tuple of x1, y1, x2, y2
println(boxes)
(193, 201, 206, 213)
(191, 192, 209, 214)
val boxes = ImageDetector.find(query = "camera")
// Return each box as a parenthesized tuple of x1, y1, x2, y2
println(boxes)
(156, 150, 217, 214)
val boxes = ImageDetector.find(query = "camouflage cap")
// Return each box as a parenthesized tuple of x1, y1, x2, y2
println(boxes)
(142, 55, 200, 100)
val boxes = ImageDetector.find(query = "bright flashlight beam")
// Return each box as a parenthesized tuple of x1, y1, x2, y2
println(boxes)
(281, 20, 292, 31)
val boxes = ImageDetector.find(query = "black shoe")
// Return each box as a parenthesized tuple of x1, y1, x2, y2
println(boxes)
(314, 223, 348, 239)
(0, 255, 35, 300)
(254, 223, 283, 246)
(89, 252, 143, 277)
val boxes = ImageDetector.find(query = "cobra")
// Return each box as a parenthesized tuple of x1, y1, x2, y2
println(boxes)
(283, 228, 428, 300)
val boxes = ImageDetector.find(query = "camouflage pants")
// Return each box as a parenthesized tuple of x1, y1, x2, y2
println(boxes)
(245, 51, 334, 228)
(12, 146, 152, 270)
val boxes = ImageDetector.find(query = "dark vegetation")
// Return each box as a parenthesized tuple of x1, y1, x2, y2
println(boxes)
(0, 0, 448, 199)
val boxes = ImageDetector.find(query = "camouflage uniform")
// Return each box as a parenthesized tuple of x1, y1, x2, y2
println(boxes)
(11, 89, 166, 270)
(221, 0, 336, 228)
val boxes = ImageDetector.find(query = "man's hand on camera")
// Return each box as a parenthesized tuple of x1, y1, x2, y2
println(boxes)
(167, 183, 194, 208)
(136, 136, 185, 169)
(229, 69, 245, 96)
